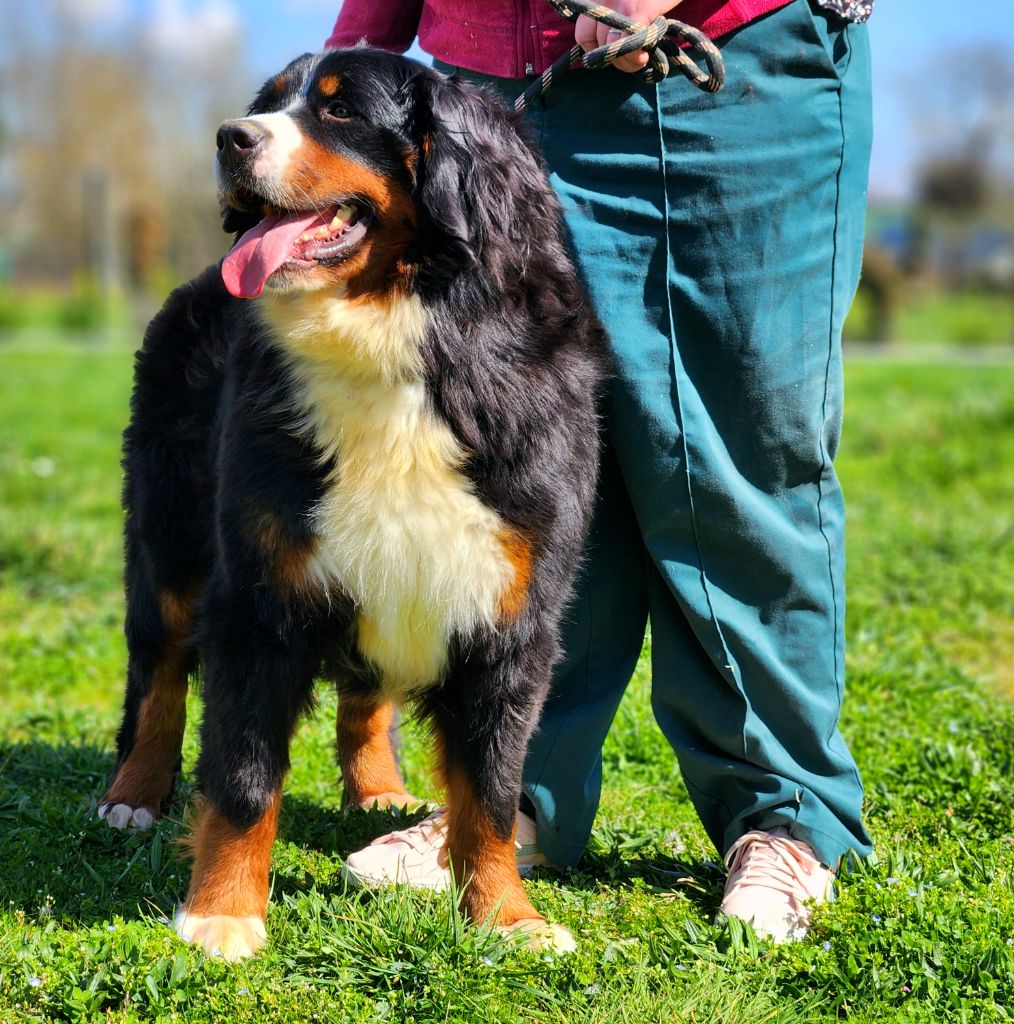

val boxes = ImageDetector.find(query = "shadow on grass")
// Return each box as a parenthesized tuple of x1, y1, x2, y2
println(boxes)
(278, 794, 727, 920)
(0, 738, 440, 926)
(0, 738, 183, 927)
(0, 737, 724, 931)
(547, 848, 725, 917)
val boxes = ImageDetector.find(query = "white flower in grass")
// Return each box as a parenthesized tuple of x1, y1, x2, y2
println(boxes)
(28, 977, 42, 988)
(30, 457, 55, 477)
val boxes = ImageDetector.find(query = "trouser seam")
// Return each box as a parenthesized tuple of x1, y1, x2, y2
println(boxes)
(818, 29, 853, 747)
(653, 81, 746, 760)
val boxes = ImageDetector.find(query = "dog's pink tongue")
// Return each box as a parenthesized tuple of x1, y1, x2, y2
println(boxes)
(222, 209, 327, 299)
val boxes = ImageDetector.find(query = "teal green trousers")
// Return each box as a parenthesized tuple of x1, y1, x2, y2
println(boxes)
(438, 0, 874, 870)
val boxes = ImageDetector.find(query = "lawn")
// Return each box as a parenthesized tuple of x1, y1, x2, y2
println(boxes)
(0, 341, 1012, 1023)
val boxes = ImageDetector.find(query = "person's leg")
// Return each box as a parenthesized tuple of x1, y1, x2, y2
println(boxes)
(645, 2, 873, 868)
(519, 443, 650, 866)
(529, 0, 872, 870)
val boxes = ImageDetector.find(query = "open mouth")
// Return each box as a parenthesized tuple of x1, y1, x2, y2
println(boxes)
(222, 199, 371, 299)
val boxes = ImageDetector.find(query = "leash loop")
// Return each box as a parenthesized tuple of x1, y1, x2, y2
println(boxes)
(514, 0, 725, 113)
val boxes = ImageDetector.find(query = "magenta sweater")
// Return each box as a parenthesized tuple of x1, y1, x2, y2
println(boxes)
(325, 1, 793, 78)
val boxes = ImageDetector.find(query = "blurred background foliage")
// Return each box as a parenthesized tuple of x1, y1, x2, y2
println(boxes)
(0, 1, 1012, 344)
(0, 0, 250, 332)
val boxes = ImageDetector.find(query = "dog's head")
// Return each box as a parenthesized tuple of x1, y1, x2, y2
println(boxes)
(217, 49, 553, 301)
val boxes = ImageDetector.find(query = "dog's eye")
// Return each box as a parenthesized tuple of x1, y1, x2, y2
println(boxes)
(324, 101, 353, 121)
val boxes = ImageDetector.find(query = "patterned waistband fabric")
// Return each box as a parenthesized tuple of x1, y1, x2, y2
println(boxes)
(813, 0, 873, 22)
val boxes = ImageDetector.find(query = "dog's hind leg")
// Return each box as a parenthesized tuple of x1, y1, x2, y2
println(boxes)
(99, 570, 198, 830)
(428, 640, 576, 953)
(337, 687, 423, 811)
(102, 276, 224, 829)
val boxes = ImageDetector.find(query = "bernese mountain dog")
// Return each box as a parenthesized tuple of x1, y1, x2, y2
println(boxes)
(98, 48, 605, 960)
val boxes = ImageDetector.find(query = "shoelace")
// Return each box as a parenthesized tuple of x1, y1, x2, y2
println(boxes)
(723, 831, 821, 905)
(372, 810, 447, 853)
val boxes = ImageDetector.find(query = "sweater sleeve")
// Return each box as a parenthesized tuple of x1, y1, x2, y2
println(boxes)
(324, 0, 425, 53)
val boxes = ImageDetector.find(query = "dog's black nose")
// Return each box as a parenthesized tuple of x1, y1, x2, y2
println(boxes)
(216, 120, 266, 165)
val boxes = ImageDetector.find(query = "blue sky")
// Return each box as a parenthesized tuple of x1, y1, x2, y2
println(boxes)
(58, 0, 1014, 200)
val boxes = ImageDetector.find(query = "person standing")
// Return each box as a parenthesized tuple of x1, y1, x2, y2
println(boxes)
(333, 0, 875, 942)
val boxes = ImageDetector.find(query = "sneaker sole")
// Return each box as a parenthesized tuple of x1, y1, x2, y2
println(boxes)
(340, 861, 451, 893)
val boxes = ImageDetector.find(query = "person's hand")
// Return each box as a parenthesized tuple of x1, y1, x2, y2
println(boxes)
(575, 0, 681, 73)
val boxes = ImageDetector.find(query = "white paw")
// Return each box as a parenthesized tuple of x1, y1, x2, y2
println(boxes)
(173, 910, 267, 961)
(498, 918, 577, 953)
(98, 803, 155, 830)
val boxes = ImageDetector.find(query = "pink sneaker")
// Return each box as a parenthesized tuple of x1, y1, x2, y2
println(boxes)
(720, 827, 833, 942)
(342, 809, 548, 891)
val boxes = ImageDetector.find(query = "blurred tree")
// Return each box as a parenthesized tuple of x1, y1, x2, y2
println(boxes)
(0, 0, 251, 300)
(906, 44, 1014, 336)
(918, 157, 989, 218)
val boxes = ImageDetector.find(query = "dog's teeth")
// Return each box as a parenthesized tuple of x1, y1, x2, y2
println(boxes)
(298, 233, 311, 242)
(330, 215, 342, 230)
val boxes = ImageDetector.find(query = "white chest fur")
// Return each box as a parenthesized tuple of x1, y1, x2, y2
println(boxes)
(260, 290, 513, 696)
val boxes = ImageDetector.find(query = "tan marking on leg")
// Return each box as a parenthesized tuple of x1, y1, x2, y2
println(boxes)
(497, 529, 533, 622)
(338, 693, 412, 808)
(181, 792, 280, 918)
(175, 791, 281, 959)
(101, 588, 196, 821)
(444, 765, 539, 928)
(101, 653, 188, 815)
(159, 589, 195, 640)
(256, 517, 319, 598)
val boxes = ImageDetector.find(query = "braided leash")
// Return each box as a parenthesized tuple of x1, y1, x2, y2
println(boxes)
(514, 0, 725, 112)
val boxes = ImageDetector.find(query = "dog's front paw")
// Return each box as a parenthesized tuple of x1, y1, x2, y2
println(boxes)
(497, 917, 577, 953)
(174, 910, 267, 961)
(98, 802, 157, 830)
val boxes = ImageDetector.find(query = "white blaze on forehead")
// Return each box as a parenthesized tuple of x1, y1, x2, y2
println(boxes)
(244, 112, 304, 191)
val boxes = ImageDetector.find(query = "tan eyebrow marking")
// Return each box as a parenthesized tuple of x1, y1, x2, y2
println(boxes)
(318, 74, 341, 97)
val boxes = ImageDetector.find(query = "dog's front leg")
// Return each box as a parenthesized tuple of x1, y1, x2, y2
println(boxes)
(174, 585, 318, 961)
(428, 640, 576, 952)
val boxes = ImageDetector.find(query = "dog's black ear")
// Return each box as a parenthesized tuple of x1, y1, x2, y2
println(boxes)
(411, 69, 556, 281)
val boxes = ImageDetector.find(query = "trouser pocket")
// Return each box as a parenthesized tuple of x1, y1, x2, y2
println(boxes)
(801, 0, 854, 81)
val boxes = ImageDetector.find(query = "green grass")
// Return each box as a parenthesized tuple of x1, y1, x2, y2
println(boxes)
(1, 343, 1012, 1023)
(845, 289, 1014, 346)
